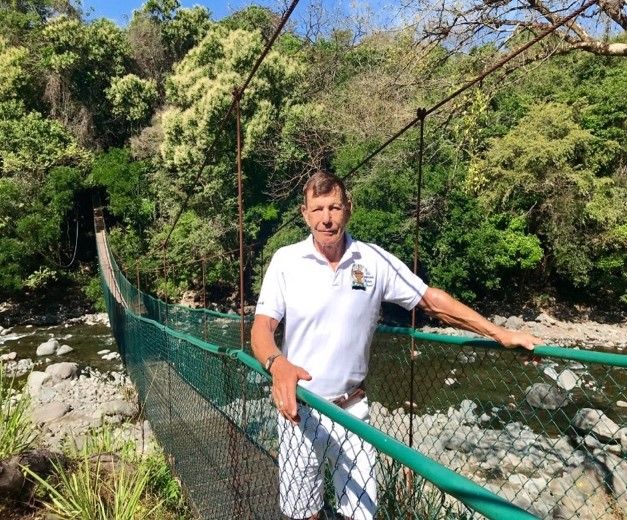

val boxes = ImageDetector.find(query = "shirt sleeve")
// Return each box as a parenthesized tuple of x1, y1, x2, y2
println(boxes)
(379, 247, 428, 310)
(255, 250, 286, 322)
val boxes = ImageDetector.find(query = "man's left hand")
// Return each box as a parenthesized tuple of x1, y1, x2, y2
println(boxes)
(496, 329, 543, 351)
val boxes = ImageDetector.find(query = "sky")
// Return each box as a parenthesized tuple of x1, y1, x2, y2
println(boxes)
(82, 1, 282, 25)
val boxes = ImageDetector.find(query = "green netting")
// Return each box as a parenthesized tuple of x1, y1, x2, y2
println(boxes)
(96, 224, 626, 520)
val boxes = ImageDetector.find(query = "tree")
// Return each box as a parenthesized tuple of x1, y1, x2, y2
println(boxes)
(137, 22, 306, 297)
(0, 36, 30, 102)
(106, 74, 158, 127)
(0, 100, 90, 290)
(40, 15, 131, 145)
(475, 102, 625, 300)
(401, 0, 627, 58)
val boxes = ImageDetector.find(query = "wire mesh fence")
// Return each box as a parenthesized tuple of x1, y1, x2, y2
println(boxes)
(96, 221, 626, 520)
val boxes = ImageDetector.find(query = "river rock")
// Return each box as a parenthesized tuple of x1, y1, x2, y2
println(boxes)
(45, 362, 78, 381)
(36, 339, 59, 356)
(556, 369, 579, 391)
(491, 315, 507, 327)
(0, 351, 16, 361)
(591, 451, 627, 515)
(504, 316, 524, 330)
(102, 352, 120, 361)
(56, 345, 73, 356)
(5, 358, 34, 377)
(543, 366, 559, 381)
(525, 383, 569, 410)
(32, 402, 71, 424)
(99, 400, 137, 418)
(572, 408, 621, 441)
(27, 371, 52, 398)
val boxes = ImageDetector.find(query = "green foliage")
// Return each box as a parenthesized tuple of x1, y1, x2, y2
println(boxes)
(25, 454, 162, 520)
(139, 0, 212, 63)
(476, 102, 624, 296)
(84, 275, 106, 312)
(26, 423, 193, 520)
(89, 148, 153, 226)
(24, 266, 59, 289)
(0, 364, 36, 458)
(0, 100, 90, 180)
(423, 192, 543, 301)
(0, 100, 88, 290)
(0, 1, 625, 309)
(107, 74, 158, 125)
(0, 36, 30, 101)
(220, 6, 278, 42)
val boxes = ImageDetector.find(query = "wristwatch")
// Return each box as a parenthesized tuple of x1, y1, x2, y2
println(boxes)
(264, 353, 282, 371)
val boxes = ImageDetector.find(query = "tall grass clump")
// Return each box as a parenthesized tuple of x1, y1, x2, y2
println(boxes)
(24, 455, 161, 520)
(377, 458, 475, 519)
(0, 363, 36, 458)
(24, 423, 192, 520)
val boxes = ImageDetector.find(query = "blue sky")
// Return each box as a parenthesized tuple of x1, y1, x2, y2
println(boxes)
(82, 1, 280, 25)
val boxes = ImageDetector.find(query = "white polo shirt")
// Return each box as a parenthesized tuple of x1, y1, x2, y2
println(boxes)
(256, 234, 428, 398)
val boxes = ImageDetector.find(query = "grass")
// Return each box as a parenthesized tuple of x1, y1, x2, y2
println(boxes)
(0, 363, 37, 458)
(376, 457, 475, 519)
(21, 423, 193, 520)
(24, 454, 162, 520)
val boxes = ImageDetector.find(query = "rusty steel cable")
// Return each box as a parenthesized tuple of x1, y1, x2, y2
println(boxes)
(235, 92, 246, 348)
(409, 108, 427, 452)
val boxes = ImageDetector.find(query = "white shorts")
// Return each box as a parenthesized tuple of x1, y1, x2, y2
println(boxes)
(277, 397, 377, 519)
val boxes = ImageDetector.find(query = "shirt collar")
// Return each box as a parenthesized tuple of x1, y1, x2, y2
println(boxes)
(301, 233, 358, 267)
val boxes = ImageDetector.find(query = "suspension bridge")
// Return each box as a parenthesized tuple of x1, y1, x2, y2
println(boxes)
(95, 206, 627, 520)
(92, 0, 626, 517)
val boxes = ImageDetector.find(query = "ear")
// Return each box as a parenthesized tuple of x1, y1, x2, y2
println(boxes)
(301, 204, 310, 227)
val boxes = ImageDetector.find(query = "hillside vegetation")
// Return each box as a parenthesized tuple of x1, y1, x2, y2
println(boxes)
(0, 0, 625, 311)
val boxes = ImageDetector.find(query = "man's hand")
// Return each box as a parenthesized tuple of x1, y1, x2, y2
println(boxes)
(270, 355, 312, 424)
(494, 329, 543, 351)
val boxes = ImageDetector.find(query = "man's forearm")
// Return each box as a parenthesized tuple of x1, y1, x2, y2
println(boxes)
(251, 315, 281, 365)
(419, 287, 508, 342)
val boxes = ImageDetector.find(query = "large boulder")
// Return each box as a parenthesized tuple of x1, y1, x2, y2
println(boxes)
(45, 362, 78, 381)
(32, 402, 71, 424)
(99, 399, 138, 419)
(572, 408, 621, 442)
(36, 339, 59, 356)
(525, 383, 569, 410)
(26, 371, 52, 398)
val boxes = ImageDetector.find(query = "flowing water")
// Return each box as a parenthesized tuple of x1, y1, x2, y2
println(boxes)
(0, 321, 119, 374)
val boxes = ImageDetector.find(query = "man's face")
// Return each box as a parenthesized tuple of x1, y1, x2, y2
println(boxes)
(301, 186, 352, 249)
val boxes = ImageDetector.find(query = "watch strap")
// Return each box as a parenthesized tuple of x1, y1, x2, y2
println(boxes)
(265, 353, 282, 371)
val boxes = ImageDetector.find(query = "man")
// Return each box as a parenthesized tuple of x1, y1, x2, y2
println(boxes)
(251, 171, 540, 520)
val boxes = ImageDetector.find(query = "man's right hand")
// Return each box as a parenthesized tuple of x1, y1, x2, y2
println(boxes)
(270, 356, 312, 424)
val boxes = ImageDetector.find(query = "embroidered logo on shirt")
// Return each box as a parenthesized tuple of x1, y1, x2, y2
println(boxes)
(351, 263, 375, 290)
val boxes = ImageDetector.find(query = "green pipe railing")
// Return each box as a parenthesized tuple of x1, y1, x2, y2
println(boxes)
(377, 325, 627, 367)
(128, 308, 538, 519)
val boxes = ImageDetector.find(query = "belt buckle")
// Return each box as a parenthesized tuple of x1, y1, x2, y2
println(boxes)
(332, 387, 365, 409)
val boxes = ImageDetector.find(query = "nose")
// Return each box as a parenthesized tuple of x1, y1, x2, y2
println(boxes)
(322, 208, 332, 224)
